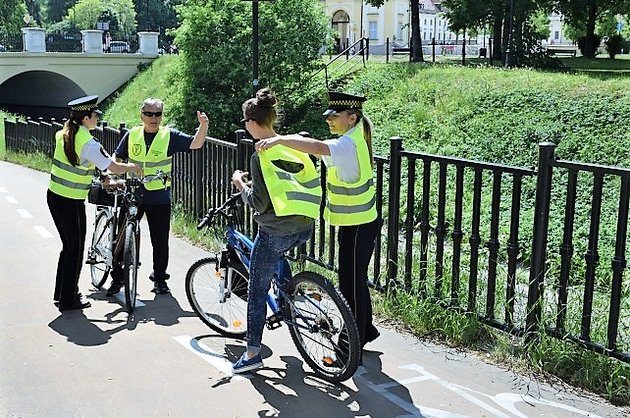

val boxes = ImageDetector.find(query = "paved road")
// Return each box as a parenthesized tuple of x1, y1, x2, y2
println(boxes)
(1, 160, 627, 418)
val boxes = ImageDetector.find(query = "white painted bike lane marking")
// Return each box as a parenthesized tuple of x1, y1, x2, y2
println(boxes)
(33, 225, 53, 238)
(173, 334, 247, 381)
(16, 209, 33, 219)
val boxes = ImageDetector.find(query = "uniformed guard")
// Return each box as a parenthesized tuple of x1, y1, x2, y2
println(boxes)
(106, 98, 209, 296)
(230, 88, 317, 374)
(254, 90, 382, 360)
(47, 95, 142, 312)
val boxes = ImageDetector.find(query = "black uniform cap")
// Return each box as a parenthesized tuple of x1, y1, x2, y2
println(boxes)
(67, 95, 102, 114)
(323, 91, 367, 117)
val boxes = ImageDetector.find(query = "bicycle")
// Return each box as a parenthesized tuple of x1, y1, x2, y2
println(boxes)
(185, 193, 361, 383)
(86, 171, 169, 313)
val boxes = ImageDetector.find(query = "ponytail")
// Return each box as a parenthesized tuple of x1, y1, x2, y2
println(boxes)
(61, 110, 91, 166)
(347, 110, 374, 168)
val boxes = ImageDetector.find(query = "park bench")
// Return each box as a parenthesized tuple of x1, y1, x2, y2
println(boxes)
(546, 48, 577, 57)
(392, 47, 410, 55)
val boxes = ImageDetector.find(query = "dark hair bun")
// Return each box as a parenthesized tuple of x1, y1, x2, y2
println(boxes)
(256, 88, 277, 108)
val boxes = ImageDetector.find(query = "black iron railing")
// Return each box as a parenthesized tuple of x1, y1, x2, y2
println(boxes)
(3, 117, 629, 363)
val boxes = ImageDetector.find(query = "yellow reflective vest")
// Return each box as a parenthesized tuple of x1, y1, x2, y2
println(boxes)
(48, 127, 96, 199)
(258, 144, 322, 219)
(324, 126, 377, 226)
(127, 126, 171, 190)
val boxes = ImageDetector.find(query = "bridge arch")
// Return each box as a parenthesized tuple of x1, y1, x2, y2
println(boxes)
(0, 70, 86, 110)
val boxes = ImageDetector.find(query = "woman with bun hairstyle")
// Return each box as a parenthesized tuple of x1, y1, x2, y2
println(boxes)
(231, 88, 321, 373)
(47, 95, 142, 312)
(255, 91, 381, 358)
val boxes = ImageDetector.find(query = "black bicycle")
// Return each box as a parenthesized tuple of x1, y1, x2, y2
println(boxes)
(186, 193, 361, 383)
(86, 171, 169, 313)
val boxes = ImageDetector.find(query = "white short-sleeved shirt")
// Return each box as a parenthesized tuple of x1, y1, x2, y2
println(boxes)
(322, 126, 360, 183)
(80, 138, 112, 171)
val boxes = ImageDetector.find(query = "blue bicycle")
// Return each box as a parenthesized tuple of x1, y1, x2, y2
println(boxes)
(185, 193, 361, 382)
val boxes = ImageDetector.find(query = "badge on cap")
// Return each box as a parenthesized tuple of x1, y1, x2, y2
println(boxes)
(67, 95, 102, 114)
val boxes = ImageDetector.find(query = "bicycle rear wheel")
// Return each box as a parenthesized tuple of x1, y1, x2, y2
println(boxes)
(89, 209, 112, 289)
(122, 222, 139, 313)
(284, 271, 361, 383)
(185, 256, 249, 338)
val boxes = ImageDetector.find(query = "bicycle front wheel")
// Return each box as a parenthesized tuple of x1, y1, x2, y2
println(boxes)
(89, 209, 112, 289)
(122, 222, 140, 313)
(284, 271, 361, 383)
(185, 256, 249, 338)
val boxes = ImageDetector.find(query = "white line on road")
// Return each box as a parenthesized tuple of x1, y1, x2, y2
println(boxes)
(6, 195, 18, 204)
(0, 187, 7, 193)
(33, 225, 53, 238)
(174, 334, 247, 380)
(17, 209, 33, 219)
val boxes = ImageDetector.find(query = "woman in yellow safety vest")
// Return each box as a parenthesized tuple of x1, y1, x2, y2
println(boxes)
(255, 91, 382, 361)
(230, 88, 321, 374)
(47, 95, 142, 312)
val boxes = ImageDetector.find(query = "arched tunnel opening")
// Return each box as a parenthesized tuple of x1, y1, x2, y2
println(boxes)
(0, 71, 86, 120)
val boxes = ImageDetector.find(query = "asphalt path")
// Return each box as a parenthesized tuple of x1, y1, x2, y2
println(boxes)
(1, 160, 627, 417)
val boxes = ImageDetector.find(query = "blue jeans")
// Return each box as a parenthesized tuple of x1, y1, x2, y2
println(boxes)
(246, 226, 313, 350)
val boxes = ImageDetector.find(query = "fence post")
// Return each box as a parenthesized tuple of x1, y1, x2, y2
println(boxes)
(235, 129, 246, 170)
(432, 37, 436, 62)
(386, 37, 389, 63)
(194, 139, 204, 217)
(488, 38, 493, 65)
(366, 37, 370, 59)
(525, 142, 556, 344)
(462, 36, 466, 66)
(386, 136, 403, 290)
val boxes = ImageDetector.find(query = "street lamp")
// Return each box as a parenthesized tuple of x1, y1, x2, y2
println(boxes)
(244, 0, 273, 97)
(504, 0, 515, 67)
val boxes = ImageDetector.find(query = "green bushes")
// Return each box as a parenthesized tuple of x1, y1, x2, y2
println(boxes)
(169, 0, 330, 138)
(605, 35, 625, 59)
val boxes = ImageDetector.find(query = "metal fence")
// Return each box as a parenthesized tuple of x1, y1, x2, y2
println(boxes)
(3, 117, 629, 363)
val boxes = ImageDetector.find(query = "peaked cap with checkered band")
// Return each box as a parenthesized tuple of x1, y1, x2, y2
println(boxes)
(323, 91, 367, 116)
(67, 95, 102, 114)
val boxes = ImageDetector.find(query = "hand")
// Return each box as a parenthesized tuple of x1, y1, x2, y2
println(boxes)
(103, 177, 125, 190)
(197, 111, 209, 128)
(128, 163, 143, 177)
(255, 137, 281, 152)
(231, 170, 249, 190)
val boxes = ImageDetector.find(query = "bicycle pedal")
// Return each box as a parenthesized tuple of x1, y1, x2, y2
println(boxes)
(265, 314, 283, 330)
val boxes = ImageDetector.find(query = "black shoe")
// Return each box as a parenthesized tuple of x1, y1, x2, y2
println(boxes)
(151, 280, 170, 294)
(58, 300, 91, 312)
(106, 281, 123, 296)
(366, 327, 380, 344)
(54, 293, 83, 307)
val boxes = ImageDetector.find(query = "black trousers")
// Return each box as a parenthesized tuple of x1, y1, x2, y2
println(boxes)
(112, 203, 171, 282)
(47, 190, 86, 305)
(337, 217, 382, 347)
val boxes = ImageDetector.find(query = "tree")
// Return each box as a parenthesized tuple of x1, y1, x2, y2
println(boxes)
(170, 0, 330, 137)
(0, 0, 27, 34)
(45, 0, 77, 23)
(65, 0, 136, 36)
(366, 0, 423, 62)
(555, 0, 630, 58)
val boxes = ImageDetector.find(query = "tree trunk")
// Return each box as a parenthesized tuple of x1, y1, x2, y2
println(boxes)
(493, 15, 503, 61)
(584, 0, 598, 59)
(410, 0, 424, 62)
(501, 0, 512, 65)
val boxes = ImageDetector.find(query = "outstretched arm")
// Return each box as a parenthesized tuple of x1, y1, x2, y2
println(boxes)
(190, 111, 209, 149)
(255, 134, 330, 156)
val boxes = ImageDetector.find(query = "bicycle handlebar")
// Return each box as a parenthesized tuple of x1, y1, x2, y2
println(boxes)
(196, 192, 242, 230)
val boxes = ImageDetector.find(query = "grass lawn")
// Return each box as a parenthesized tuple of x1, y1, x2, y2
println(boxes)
(560, 54, 630, 72)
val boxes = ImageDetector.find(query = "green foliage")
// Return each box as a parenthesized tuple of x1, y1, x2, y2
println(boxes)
(0, 0, 28, 34)
(65, 0, 136, 35)
(606, 34, 625, 58)
(169, 0, 330, 138)
(45, 0, 77, 23)
(578, 33, 603, 56)
(530, 10, 551, 40)
(101, 55, 179, 127)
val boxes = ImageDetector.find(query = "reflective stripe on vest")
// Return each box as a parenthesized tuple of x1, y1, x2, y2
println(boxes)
(48, 128, 96, 200)
(324, 126, 377, 226)
(258, 145, 322, 219)
(128, 126, 171, 190)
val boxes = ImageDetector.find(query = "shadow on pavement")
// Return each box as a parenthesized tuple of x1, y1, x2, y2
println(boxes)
(48, 290, 198, 345)
(208, 341, 421, 417)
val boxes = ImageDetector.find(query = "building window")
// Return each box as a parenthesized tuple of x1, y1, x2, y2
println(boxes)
(554, 31, 559, 40)
(369, 20, 378, 40)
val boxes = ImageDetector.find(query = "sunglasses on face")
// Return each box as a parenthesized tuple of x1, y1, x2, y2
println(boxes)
(142, 111, 163, 117)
